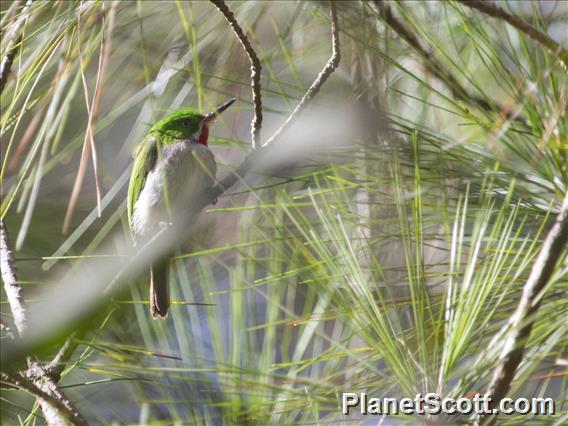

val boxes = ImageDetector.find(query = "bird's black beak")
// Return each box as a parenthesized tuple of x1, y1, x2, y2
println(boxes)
(204, 98, 236, 123)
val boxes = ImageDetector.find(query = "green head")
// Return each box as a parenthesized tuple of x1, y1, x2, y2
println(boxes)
(149, 98, 235, 146)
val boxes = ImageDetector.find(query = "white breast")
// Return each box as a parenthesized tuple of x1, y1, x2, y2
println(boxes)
(132, 142, 216, 237)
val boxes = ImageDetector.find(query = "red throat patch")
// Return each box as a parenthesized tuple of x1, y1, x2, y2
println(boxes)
(198, 125, 209, 146)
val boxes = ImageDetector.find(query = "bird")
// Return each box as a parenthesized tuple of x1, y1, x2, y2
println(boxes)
(127, 98, 235, 318)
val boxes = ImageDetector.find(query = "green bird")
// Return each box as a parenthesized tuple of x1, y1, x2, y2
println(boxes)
(127, 99, 235, 318)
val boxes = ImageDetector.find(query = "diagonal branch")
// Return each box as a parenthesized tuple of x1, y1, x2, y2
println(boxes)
(1, 372, 85, 425)
(1, 220, 87, 425)
(43, 338, 76, 381)
(476, 192, 568, 425)
(209, 0, 263, 149)
(24, 360, 88, 426)
(0, 0, 33, 96)
(369, 0, 526, 123)
(458, 0, 568, 67)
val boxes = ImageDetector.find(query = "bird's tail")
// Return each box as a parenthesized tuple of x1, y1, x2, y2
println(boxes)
(150, 261, 169, 319)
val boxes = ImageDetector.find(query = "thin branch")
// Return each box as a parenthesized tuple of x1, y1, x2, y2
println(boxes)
(1, 219, 27, 335)
(369, 0, 526, 123)
(1, 220, 86, 425)
(0, 0, 33, 96)
(458, 0, 568, 67)
(43, 337, 77, 381)
(1, 372, 86, 426)
(262, 1, 340, 147)
(209, 0, 263, 149)
(476, 192, 568, 425)
(25, 361, 88, 426)
(212, 0, 341, 197)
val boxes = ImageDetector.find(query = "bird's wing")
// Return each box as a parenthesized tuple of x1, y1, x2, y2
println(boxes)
(127, 136, 158, 229)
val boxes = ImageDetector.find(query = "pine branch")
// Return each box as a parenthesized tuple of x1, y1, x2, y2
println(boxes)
(1, 372, 86, 426)
(0, 0, 33, 96)
(1, 220, 27, 335)
(43, 337, 77, 381)
(213, 0, 340, 195)
(1, 220, 86, 425)
(209, 0, 263, 149)
(458, 0, 568, 67)
(369, 0, 527, 123)
(476, 192, 568, 425)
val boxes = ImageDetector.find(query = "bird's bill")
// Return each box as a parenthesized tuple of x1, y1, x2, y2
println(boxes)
(204, 98, 236, 123)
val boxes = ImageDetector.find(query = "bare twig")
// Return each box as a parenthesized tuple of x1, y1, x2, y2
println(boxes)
(475, 192, 568, 425)
(209, 0, 263, 149)
(369, 0, 526, 123)
(262, 1, 340, 147)
(211, 0, 340, 198)
(1, 372, 85, 425)
(25, 361, 88, 426)
(0, 371, 70, 422)
(1, 220, 86, 425)
(1, 219, 27, 335)
(43, 338, 75, 380)
(0, 0, 33, 96)
(458, 0, 568, 67)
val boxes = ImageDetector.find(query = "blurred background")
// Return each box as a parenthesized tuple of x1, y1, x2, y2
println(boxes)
(1, 1, 566, 424)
